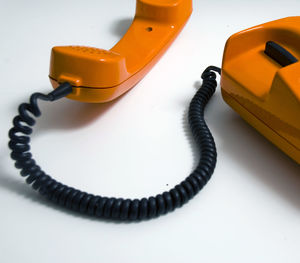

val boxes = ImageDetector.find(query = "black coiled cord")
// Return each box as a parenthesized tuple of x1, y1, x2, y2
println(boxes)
(8, 66, 221, 221)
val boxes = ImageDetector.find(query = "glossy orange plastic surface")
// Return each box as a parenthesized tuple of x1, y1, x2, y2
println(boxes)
(221, 17, 300, 164)
(49, 0, 192, 103)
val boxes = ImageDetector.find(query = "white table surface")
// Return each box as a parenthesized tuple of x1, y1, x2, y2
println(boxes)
(0, 0, 299, 262)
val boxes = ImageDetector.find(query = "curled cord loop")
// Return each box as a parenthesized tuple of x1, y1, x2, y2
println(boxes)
(8, 67, 221, 222)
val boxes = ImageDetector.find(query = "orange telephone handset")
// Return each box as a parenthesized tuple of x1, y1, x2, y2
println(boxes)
(49, 0, 192, 103)
(9, 0, 217, 221)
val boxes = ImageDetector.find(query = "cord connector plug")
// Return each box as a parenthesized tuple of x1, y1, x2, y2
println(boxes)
(48, 82, 73, 101)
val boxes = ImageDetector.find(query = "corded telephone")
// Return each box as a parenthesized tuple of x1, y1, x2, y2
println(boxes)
(8, 1, 299, 222)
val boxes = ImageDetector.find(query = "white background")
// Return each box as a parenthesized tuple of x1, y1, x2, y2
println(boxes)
(0, 0, 299, 262)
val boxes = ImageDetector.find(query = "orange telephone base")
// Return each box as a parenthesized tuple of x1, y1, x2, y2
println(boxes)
(49, 0, 192, 103)
(221, 17, 300, 164)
